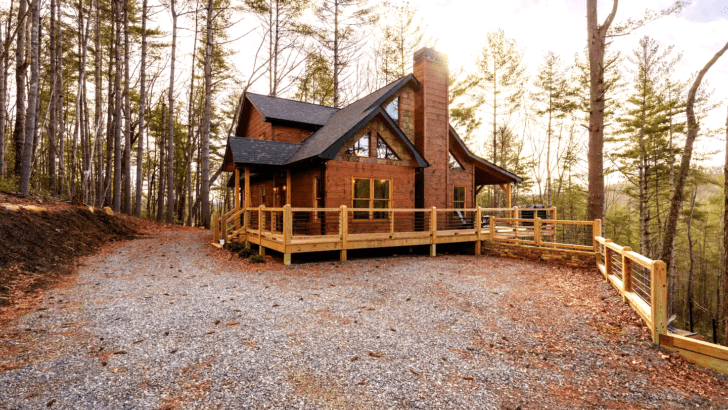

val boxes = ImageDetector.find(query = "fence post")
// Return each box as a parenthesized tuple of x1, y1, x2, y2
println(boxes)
(552, 207, 558, 222)
(221, 213, 228, 244)
(258, 205, 265, 255)
(475, 207, 482, 255)
(651, 260, 668, 344)
(212, 213, 219, 243)
(283, 204, 292, 265)
(340, 205, 348, 261)
(534, 217, 542, 246)
(593, 219, 602, 251)
(430, 207, 437, 257)
(490, 217, 496, 241)
(622, 247, 633, 303)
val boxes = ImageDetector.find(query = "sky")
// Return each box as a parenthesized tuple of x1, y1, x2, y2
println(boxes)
(161, 0, 728, 166)
(411, 0, 728, 165)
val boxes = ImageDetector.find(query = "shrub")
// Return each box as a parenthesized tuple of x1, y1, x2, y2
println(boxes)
(224, 241, 247, 253)
(248, 254, 265, 264)
(237, 247, 254, 258)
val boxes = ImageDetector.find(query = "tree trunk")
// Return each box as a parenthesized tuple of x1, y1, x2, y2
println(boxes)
(12, 0, 28, 179)
(94, 0, 104, 207)
(135, 0, 147, 217)
(185, 0, 199, 225)
(19, 0, 39, 196)
(47, 0, 56, 191)
(123, 0, 131, 213)
(157, 101, 166, 221)
(687, 187, 697, 332)
(201, 0, 213, 229)
(332, 0, 339, 108)
(0, 18, 8, 177)
(660, 40, 728, 274)
(586, 0, 618, 222)
(167, 0, 177, 223)
(112, 0, 123, 212)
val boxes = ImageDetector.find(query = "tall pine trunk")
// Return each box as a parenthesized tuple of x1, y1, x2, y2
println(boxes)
(201, 0, 213, 228)
(724, 106, 728, 345)
(123, 0, 131, 214)
(135, 0, 148, 217)
(0, 17, 9, 177)
(12, 0, 28, 179)
(586, 0, 617, 222)
(112, 0, 123, 212)
(167, 0, 177, 223)
(94, 0, 104, 207)
(157, 101, 166, 221)
(19, 0, 39, 196)
(185, 1, 199, 226)
(48, 0, 57, 193)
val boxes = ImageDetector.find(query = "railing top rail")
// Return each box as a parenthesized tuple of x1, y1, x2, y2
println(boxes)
(624, 250, 654, 269)
(605, 241, 630, 253)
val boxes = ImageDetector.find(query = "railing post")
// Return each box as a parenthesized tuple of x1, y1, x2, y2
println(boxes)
(552, 206, 558, 222)
(534, 217, 542, 246)
(258, 205, 265, 255)
(475, 207, 482, 255)
(593, 219, 602, 251)
(221, 213, 228, 244)
(283, 204, 292, 265)
(390, 209, 394, 234)
(621, 246, 633, 303)
(430, 206, 437, 257)
(513, 206, 519, 230)
(340, 205, 348, 261)
(651, 260, 668, 344)
(212, 213, 219, 243)
(490, 217, 496, 241)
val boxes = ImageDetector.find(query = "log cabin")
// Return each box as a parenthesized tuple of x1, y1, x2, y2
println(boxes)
(221, 48, 522, 236)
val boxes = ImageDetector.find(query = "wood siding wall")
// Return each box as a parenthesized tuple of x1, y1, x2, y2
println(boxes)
(325, 160, 415, 209)
(243, 106, 272, 140)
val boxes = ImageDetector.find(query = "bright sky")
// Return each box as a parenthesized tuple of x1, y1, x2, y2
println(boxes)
(163, 0, 728, 166)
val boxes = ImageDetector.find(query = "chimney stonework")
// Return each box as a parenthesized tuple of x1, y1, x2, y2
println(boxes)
(413, 48, 449, 209)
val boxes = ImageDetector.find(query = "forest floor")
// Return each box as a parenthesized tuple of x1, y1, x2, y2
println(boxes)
(0, 206, 727, 409)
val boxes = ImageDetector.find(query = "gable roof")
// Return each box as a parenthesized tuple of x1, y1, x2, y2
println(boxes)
(285, 75, 426, 167)
(235, 93, 339, 136)
(226, 137, 302, 167)
(449, 125, 523, 184)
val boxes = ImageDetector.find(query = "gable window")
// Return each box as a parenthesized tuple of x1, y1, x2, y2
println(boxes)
(261, 186, 266, 205)
(453, 186, 466, 209)
(345, 132, 370, 157)
(385, 97, 399, 122)
(352, 178, 391, 219)
(449, 151, 464, 170)
(376, 135, 400, 160)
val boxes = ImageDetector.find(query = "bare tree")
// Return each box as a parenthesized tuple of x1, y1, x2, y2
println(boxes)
(660, 40, 728, 280)
(136, 0, 148, 217)
(724, 106, 728, 344)
(167, 0, 178, 223)
(12, 0, 28, 179)
(123, 0, 132, 213)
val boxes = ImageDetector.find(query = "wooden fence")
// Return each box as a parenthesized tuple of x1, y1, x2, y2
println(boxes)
(595, 236, 728, 375)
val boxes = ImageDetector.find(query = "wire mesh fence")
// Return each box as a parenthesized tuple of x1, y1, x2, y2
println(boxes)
(291, 209, 341, 237)
(546, 223, 594, 248)
(609, 247, 623, 281)
(436, 210, 477, 231)
(631, 260, 652, 305)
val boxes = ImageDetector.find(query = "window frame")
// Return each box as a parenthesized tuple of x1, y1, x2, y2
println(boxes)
(376, 134, 400, 160)
(385, 97, 400, 123)
(344, 132, 371, 157)
(351, 177, 392, 220)
(453, 186, 466, 209)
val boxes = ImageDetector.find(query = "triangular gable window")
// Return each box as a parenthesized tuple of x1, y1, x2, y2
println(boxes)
(377, 135, 400, 160)
(385, 97, 399, 121)
(449, 151, 464, 170)
(345, 133, 370, 157)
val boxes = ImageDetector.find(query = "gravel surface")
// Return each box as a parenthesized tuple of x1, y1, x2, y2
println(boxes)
(1, 229, 726, 409)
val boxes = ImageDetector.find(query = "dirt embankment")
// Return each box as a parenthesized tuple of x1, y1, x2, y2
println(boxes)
(0, 202, 137, 323)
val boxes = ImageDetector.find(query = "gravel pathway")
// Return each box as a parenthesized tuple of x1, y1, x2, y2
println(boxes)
(1, 229, 726, 409)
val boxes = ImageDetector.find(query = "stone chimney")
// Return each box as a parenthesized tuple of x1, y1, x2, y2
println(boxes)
(413, 48, 449, 209)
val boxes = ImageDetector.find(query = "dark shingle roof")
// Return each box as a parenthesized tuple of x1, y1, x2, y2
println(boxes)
(246, 93, 338, 127)
(285, 75, 427, 167)
(228, 137, 301, 166)
(449, 125, 523, 183)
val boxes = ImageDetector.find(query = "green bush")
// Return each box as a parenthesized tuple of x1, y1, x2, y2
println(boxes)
(248, 254, 265, 264)
(223, 241, 247, 253)
(237, 247, 254, 258)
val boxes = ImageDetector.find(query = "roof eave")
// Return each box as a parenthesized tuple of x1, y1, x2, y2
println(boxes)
(449, 125, 523, 183)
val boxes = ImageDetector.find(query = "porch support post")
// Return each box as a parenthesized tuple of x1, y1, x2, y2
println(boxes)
(475, 206, 482, 255)
(286, 170, 292, 205)
(244, 167, 251, 230)
(258, 205, 265, 255)
(430, 206, 437, 257)
(234, 168, 240, 209)
(340, 205, 347, 261)
(507, 183, 512, 209)
(283, 204, 292, 265)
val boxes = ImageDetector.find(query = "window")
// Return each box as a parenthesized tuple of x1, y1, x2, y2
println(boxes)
(453, 186, 466, 209)
(385, 97, 399, 122)
(345, 133, 370, 157)
(352, 178, 391, 219)
(313, 177, 323, 208)
(449, 151, 464, 170)
(376, 135, 400, 160)
(261, 186, 266, 205)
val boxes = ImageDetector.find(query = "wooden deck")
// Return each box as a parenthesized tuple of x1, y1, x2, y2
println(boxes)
(214, 205, 599, 265)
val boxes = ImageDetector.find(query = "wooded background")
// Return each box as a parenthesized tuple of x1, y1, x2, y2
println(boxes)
(0, 0, 726, 344)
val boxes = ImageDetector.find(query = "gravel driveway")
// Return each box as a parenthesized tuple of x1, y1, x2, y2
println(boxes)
(1, 229, 726, 409)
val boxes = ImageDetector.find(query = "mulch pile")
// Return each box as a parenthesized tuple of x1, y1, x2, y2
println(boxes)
(0, 201, 137, 323)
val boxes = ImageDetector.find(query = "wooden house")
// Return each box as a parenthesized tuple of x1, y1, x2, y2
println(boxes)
(221, 48, 522, 235)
